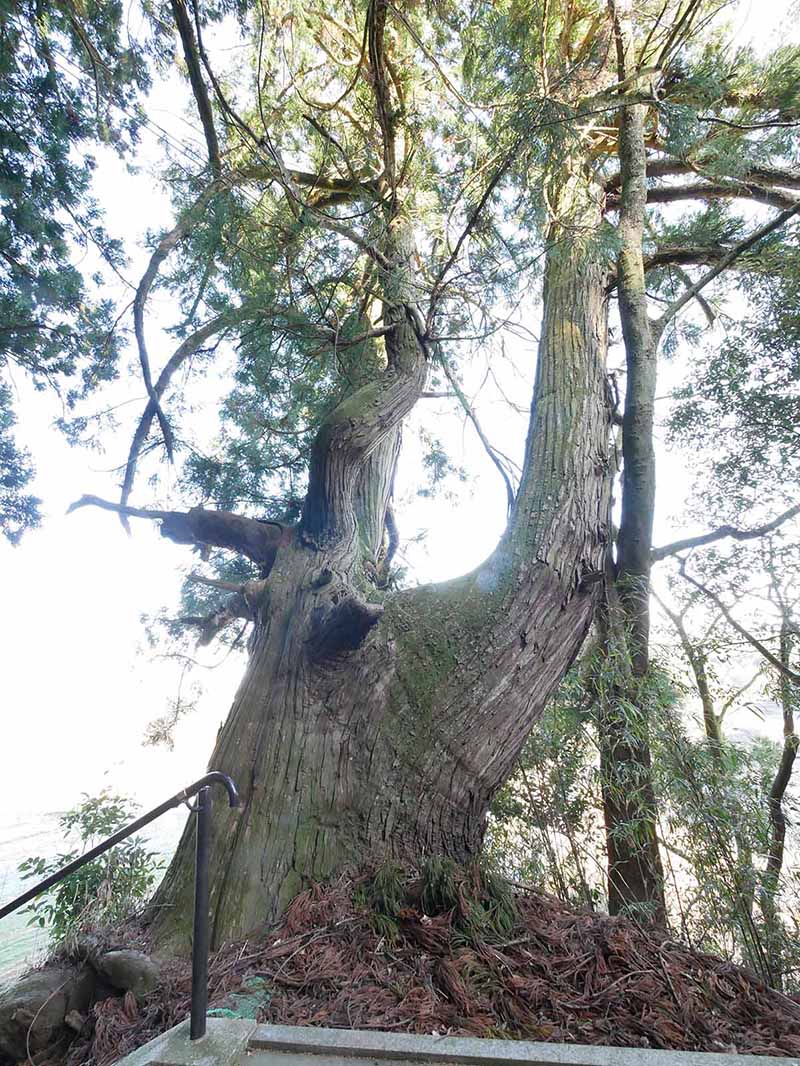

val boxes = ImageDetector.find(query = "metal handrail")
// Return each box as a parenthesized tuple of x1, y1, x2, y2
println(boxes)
(0, 771, 240, 1041)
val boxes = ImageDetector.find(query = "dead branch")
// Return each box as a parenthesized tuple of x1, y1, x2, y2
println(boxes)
(68, 495, 287, 568)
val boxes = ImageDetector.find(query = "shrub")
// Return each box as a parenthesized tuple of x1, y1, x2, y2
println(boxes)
(17, 791, 163, 944)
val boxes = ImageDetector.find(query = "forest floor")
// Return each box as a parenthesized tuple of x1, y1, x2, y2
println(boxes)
(58, 871, 800, 1065)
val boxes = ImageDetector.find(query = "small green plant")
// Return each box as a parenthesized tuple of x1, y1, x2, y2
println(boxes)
(18, 791, 163, 944)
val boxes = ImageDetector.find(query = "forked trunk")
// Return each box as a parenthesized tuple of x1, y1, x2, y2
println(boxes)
(151, 198, 614, 952)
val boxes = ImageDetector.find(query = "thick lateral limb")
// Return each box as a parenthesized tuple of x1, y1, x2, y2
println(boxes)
(68, 495, 287, 569)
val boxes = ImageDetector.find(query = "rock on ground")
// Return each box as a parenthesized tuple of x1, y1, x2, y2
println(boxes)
(0, 964, 94, 1060)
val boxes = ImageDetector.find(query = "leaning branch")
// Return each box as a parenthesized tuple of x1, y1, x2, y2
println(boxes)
(131, 179, 232, 471)
(644, 246, 727, 271)
(635, 181, 799, 212)
(652, 503, 800, 562)
(655, 204, 800, 335)
(439, 355, 516, 513)
(120, 305, 257, 514)
(677, 559, 800, 684)
(170, 0, 221, 176)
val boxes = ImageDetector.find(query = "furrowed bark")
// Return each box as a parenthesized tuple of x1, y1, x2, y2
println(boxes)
(149, 184, 614, 951)
(300, 221, 428, 551)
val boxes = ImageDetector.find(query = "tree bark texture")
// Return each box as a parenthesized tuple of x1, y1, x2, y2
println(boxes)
(150, 196, 615, 952)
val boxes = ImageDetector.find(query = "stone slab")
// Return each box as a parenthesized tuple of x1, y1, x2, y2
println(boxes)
(249, 1024, 800, 1066)
(113, 1019, 800, 1066)
(120, 1018, 257, 1066)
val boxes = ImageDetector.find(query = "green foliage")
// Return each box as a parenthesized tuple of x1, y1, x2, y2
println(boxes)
(489, 632, 800, 990)
(487, 662, 604, 909)
(357, 858, 517, 944)
(416, 428, 468, 499)
(0, 382, 39, 542)
(0, 0, 152, 541)
(18, 791, 162, 944)
(668, 231, 800, 519)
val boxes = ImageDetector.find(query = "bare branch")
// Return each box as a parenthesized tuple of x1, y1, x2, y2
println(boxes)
(604, 158, 693, 192)
(439, 355, 516, 513)
(670, 264, 715, 325)
(180, 596, 252, 645)
(698, 116, 800, 131)
(677, 559, 800, 684)
(121, 305, 257, 515)
(187, 572, 248, 593)
(634, 181, 799, 212)
(644, 246, 727, 271)
(131, 178, 233, 479)
(652, 503, 800, 562)
(655, 205, 800, 335)
(427, 152, 515, 327)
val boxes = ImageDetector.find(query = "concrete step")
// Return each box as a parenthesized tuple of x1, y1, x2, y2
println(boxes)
(115, 1018, 788, 1066)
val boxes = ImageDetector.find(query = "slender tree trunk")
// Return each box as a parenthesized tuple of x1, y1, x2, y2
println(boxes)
(760, 618, 799, 989)
(658, 596, 766, 967)
(596, 0, 666, 924)
(150, 189, 615, 952)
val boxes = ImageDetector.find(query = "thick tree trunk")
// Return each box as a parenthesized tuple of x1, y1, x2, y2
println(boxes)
(150, 193, 613, 953)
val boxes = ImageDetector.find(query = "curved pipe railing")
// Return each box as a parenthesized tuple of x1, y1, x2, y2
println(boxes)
(0, 771, 240, 1041)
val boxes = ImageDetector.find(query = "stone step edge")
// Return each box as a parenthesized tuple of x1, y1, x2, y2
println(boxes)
(110, 1019, 794, 1066)
(248, 1024, 788, 1066)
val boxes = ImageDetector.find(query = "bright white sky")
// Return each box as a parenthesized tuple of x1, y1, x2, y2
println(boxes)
(1, 0, 797, 831)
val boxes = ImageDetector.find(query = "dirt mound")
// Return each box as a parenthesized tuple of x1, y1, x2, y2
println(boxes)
(63, 871, 800, 1064)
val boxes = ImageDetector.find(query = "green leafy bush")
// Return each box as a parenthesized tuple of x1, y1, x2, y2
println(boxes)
(17, 792, 163, 944)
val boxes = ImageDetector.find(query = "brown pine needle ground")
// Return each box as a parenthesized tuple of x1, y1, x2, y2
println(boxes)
(63, 877, 800, 1065)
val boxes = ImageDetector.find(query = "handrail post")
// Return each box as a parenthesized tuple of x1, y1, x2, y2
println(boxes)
(190, 786, 212, 1041)
(0, 770, 239, 1042)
